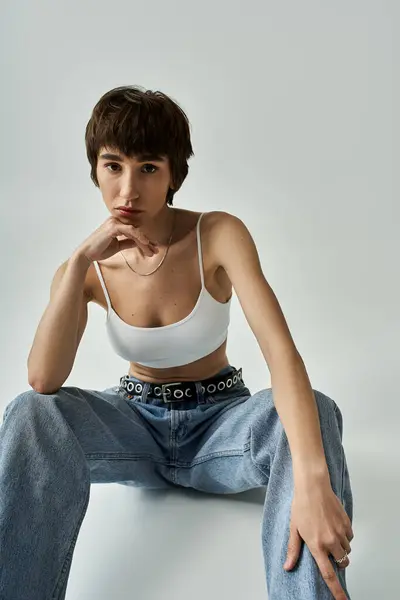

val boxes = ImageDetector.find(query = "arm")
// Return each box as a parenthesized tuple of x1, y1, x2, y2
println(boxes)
(27, 252, 92, 395)
(211, 212, 330, 487)
(212, 211, 353, 599)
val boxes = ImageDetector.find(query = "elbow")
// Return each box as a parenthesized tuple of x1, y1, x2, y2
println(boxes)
(28, 379, 59, 395)
(28, 372, 62, 395)
(27, 357, 64, 395)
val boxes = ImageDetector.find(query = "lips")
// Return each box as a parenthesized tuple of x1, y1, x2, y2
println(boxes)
(117, 207, 141, 214)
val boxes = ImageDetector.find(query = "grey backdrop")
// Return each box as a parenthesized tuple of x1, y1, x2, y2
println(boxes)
(1, 1, 397, 598)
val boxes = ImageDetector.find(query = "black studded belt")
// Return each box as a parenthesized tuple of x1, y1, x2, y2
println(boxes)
(119, 367, 244, 403)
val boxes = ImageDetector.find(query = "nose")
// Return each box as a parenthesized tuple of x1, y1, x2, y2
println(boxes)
(120, 171, 140, 200)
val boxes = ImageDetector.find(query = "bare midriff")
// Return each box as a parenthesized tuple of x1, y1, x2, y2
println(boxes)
(127, 340, 230, 383)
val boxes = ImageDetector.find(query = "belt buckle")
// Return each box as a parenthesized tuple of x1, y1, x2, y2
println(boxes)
(161, 382, 182, 403)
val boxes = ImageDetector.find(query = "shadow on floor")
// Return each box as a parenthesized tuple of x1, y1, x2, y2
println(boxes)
(140, 485, 267, 505)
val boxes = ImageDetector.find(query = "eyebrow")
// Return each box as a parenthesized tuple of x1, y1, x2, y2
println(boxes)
(99, 152, 166, 162)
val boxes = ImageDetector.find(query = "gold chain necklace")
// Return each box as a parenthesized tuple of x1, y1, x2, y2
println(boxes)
(120, 210, 176, 277)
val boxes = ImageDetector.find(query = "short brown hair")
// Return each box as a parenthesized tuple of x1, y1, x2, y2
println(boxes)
(85, 85, 194, 205)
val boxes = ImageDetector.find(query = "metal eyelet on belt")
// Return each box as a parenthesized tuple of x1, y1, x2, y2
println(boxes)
(161, 382, 182, 403)
(125, 382, 143, 394)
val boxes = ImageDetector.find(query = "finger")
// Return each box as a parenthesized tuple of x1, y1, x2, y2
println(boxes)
(139, 241, 158, 256)
(331, 544, 350, 570)
(136, 241, 155, 257)
(118, 237, 155, 257)
(314, 553, 348, 600)
(340, 510, 354, 542)
(341, 535, 352, 555)
(116, 225, 155, 256)
(117, 239, 137, 252)
(128, 227, 153, 246)
(149, 242, 159, 253)
(284, 527, 302, 570)
(132, 239, 154, 257)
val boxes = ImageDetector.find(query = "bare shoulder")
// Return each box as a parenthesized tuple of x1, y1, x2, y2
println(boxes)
(178, 209, 240, 251)
(174, 208, 241, 231)
(200, 211, 254, 265)
(201, 210, 246, 234)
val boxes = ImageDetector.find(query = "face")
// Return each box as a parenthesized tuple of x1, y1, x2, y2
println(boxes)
(96, 146, 174, 221)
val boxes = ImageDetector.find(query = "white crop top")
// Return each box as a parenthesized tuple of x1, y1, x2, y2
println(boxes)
(93, 213, 232, 368)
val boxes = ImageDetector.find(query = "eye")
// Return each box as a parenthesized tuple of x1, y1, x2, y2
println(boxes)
(142, 164, 158, 174)
(104, 163, 121, 172)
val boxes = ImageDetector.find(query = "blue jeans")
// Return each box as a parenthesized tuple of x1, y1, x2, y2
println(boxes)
(0, 365, 353, 599)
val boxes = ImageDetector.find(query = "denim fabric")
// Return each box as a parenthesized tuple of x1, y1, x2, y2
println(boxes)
(0, 365, 353, 599)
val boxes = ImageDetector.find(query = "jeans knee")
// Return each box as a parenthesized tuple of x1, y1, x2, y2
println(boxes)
(313, 389, 339, 413)
(313, 389, 344, 439)
(3, 389, 50, 422)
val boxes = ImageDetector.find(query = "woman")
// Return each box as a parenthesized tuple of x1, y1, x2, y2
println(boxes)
(0, 85, 354, 600)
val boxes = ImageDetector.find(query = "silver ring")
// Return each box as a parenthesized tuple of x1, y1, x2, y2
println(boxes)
(334, 551, 348, 564)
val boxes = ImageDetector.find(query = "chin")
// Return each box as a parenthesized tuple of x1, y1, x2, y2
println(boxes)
(114, 210, 143, 219)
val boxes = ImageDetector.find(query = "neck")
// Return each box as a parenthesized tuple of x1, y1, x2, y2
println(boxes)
(142, 205, 176, 246)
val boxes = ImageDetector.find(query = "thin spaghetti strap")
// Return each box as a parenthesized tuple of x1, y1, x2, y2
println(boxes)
(196, 213, 205, 288)
(93, 261, 112, 312)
